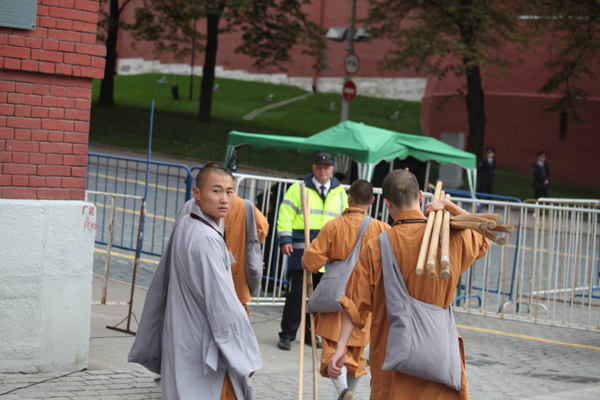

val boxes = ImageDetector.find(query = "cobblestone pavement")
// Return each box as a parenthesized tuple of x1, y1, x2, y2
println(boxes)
(3, 307, 600, 399)
(5, 257, 600, 399)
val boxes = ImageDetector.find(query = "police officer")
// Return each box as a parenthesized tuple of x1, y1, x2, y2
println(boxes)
(478, 147, 496, 194)
(533, 150, 550, 199)
(276, 153, 349, 351)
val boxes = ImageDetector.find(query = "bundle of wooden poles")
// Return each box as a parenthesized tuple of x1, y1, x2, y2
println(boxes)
(415, 181, 515, 281)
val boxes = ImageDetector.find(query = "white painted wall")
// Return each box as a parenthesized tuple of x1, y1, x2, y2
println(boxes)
(117, 58, 427, 102)
(0, 200, 96, 373)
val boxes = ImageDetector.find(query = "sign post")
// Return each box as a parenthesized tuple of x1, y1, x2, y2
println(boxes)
(340, 0, 357, 122)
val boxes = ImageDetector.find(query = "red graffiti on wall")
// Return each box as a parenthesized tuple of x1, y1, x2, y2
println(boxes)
(83, 205, 97, 231)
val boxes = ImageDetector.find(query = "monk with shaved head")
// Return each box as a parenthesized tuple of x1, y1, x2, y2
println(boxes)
(303, 179, 390, 399)
(130, 165, 263, 399)
(329, 170, 489, 400)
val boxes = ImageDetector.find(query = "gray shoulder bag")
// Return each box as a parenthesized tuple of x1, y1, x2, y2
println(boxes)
(379, 230, 462, 392)
(307, 215, 373, 313)
(243, 199, 263, 297)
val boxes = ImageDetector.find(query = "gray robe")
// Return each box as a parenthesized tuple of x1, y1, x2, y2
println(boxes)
(130, 204, 263, 399)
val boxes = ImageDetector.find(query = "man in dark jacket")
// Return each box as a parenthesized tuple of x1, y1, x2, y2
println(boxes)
(533, 151, 550, 199)
(478, 147, 496, 194)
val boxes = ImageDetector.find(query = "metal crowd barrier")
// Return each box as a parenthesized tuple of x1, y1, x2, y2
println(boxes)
(87, 153, 600, 331)
(450, 197, 600, 332)
(85, 190, 145, 305)
(87, 153, 193, 257)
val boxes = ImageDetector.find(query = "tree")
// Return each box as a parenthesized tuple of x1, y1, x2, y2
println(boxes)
(129, 0, 325, 122)
(366, 1, 528, 162)
(97, 0, 135, 107)
(526, 0, 600, 122)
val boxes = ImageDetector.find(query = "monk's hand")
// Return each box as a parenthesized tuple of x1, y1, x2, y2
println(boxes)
(282, 243, 293, 257)
(327, 349, 346, 380)
(249, 372, 255, 378)
(425, 199, 447, 214)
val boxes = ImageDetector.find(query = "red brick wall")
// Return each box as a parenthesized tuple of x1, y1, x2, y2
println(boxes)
(421, 93, 600, 192)
(0, 0, 105, 200)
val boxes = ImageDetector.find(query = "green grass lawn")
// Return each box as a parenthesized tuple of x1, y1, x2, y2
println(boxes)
(90, 74, 421, 175)
(90, 74, 600, 200)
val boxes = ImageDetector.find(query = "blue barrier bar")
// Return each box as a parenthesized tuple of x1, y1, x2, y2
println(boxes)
(87, 152, 193, 257)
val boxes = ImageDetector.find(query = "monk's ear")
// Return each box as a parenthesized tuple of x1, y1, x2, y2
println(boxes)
(193, 187, 201, 200)
(369, 196, 375, 205)
(418, 190, 423, 204)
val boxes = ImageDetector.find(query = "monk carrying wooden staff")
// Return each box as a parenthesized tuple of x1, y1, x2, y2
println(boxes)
(303, 180, 390, 400)
(329, 170, 489, 400)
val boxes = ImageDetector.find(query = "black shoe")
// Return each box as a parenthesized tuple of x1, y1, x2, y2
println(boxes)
(338, 388, 354, 400)
(305, 335, 322, 349)
(278, 337, 291, 351)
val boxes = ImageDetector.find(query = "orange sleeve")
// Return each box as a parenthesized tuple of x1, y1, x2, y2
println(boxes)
(253, 205, 269, 244)
(302, 221, 332, 274)
(338, 243, 374, 330)
(450, 228, 490, 275)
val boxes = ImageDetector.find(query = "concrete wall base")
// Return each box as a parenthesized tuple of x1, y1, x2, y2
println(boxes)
(117, 58, 427, 102)
(0, 200, 97, 373)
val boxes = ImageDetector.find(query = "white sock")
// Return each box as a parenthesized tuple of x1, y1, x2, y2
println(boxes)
(330, 365, 348, 396)
(347, 375, 361, 395)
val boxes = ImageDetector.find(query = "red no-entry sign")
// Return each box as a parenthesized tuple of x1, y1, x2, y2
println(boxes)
(342, 80, 357, 102)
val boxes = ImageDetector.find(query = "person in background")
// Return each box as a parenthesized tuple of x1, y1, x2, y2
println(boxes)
(276, 152, 349, 351)
(478, 147, 496, 194)
(532, 151, 550, 199)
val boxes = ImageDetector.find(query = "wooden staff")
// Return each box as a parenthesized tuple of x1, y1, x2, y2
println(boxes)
(451, 213, 503, 222)
(440, 194, 451, 281)
(450, 215, 497, 230)
(450, 220, 488, 232)
(491, 224, 515, 234)
(416, 181, 443, 275)
(426, 190, 446, 278)
(298, 184, 318, 400)
(482, 229, 507, 246)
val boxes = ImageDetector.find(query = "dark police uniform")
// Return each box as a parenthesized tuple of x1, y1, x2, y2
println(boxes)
(478, 158, 496, 194)
(532, 161, 550, 199)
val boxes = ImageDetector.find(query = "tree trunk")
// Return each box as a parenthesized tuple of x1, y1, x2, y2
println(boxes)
(464, 65, 486, 164)
(98, 0, 120, 107)
(198, 11, 221, 122)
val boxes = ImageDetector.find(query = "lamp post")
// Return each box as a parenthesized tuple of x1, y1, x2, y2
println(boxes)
(341, 0, 356, 122)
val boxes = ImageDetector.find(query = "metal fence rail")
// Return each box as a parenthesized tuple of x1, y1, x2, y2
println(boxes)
(86, 190, 144, 305)
(450, 198, 600, 332)
(87, 153, 192, 256)
(87, 153, 600, 331)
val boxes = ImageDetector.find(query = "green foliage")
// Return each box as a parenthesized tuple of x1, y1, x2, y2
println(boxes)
(366, 0, 528, 80)
(526, 0, 600, 121)
(128, 0, 326, 69)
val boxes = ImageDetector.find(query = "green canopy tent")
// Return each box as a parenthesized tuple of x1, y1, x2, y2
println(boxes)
(224, 121, 478, 197)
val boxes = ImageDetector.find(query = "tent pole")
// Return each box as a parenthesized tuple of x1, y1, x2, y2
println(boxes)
(389, 158, 395, 175)
(424, 160, 431, 191)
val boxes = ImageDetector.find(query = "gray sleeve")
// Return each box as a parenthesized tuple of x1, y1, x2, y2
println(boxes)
(192, 237, 264, 377)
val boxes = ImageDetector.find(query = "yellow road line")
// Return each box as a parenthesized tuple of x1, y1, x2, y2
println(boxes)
(456, 324, 600, 351)
(88, 201, 176, 222)
(95, 247, 159, 265)
(88, 171, 186, 193)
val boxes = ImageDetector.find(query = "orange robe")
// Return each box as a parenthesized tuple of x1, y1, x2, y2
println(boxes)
(224, 195, 269, 312)
(339, 210, 489, 400)
(303, 207, 390, 378)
